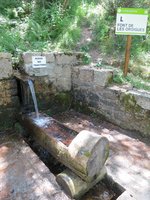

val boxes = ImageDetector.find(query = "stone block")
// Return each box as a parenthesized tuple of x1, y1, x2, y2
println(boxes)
(23, 63, 46, 76)
(34, 77, 50, 90)
(46, 63, 55, 78)
(0, 81, 4, 91)
(5, 88, 18, 97)
(62, 65, 72, 78)
(42, 52, 55, 63)
(79, 67, 94, 83)
(4, 79, 17, 90)
(0, 97, 5, 105)
(0, 79, 17, 97)
(0, 53, 12, 79)
(93, 69, 113, 87)
(22, 52, 55, 77)
(55, 52, 77, 65)
(72, 67, 80, 85)
(129, 90, 150, 110)
(24, 63, 55, 77)
(54, 65, 63, 76)
(56, 77, 71, 91)
(0, 90, 5, 98)
(2, 96, 19, 107)
(22, 52, 42, 64)
(0, 53, 12, 59)
(99, 88, 120, 100)
(0, 52, 12, 60)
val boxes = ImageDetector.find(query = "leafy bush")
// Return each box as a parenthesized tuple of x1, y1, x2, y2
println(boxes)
(0, 0, 21, 14)
(113, 70, 150, 91)
(0, 0, 149, 61)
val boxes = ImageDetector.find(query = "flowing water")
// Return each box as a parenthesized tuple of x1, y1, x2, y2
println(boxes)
(28, 79, 39, 118)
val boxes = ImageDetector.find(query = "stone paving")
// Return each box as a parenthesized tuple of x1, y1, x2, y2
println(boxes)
(0, 131, 70, 200)
(54, 111, 150, 200)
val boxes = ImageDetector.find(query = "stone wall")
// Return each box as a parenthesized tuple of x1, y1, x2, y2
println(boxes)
(0, 52, 83, 128)
(72, 66, 150, 136)
(0, 53, 19, 128)
(0, 52, 150, 136)
(22, 52, 83, 92)
(21, 52, 83, 111)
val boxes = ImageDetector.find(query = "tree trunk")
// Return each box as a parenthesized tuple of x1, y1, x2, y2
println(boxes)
(63, 0, 69, 10)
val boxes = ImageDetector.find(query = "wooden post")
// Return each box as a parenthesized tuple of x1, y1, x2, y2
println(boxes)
(124, 35, 132, 77)
(63, 0, 69, 10)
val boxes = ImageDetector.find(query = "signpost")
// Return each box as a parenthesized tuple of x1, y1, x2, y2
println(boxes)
(32, 56, 47, 68)
(116, 8, 148, 76)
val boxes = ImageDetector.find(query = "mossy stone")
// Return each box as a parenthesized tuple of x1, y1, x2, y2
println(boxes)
(54, 92, 72, 111)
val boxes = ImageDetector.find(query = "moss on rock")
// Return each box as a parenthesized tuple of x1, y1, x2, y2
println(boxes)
(54, 92, 72, 111)
(120, 93, 142, 114)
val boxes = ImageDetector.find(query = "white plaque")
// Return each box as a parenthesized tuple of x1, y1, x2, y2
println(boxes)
(32, 56, 46, 68)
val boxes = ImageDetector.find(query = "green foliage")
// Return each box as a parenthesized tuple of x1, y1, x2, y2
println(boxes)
(93, 0, 150, 55)
(0, 24, 25, 53)
(82, 53, 91, 64)
(0, 0, 149, 84)
(113, 70, 150, 91)
(0, 0, 89, 54)
(0, 0, 21, 14)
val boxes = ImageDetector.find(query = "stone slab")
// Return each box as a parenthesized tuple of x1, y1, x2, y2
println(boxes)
(100, 124, 150, 200)
(22, 52, 42, 64)
(0, 53, 12, 79)
(56, 77, 71, 91)
(55, 53, 78, 65)
(0, 132, 71, 200)
(23, 63, 54, 77)
(79, 67, 94, 84)
(93, 69, 113, 87)
(129, 89, 150, 110)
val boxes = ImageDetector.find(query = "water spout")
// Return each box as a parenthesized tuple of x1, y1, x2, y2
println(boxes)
(28, 79, 39, 118)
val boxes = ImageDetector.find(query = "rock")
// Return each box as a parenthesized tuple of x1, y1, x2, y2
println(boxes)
(129, 90, 150, 110)
(93, 69, 113, 87)
(0, 53, 12, 79)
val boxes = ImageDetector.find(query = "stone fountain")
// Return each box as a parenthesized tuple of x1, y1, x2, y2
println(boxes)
(15, 53, 109, 199)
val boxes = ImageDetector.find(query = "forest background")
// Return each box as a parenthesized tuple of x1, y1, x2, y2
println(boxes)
(0, 0, 150, 90)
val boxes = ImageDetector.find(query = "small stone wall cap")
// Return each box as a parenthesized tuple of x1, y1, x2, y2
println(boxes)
(0, 53, 12, 59)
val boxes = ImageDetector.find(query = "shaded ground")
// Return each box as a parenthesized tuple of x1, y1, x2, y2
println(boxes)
(0, 130, 118, 200)
(0, 131, 70, 200)
(53, 110, 150, 200)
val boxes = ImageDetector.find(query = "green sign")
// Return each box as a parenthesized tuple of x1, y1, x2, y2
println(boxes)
(116, 8, 148, 35)
(118, 8, 148, 15)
